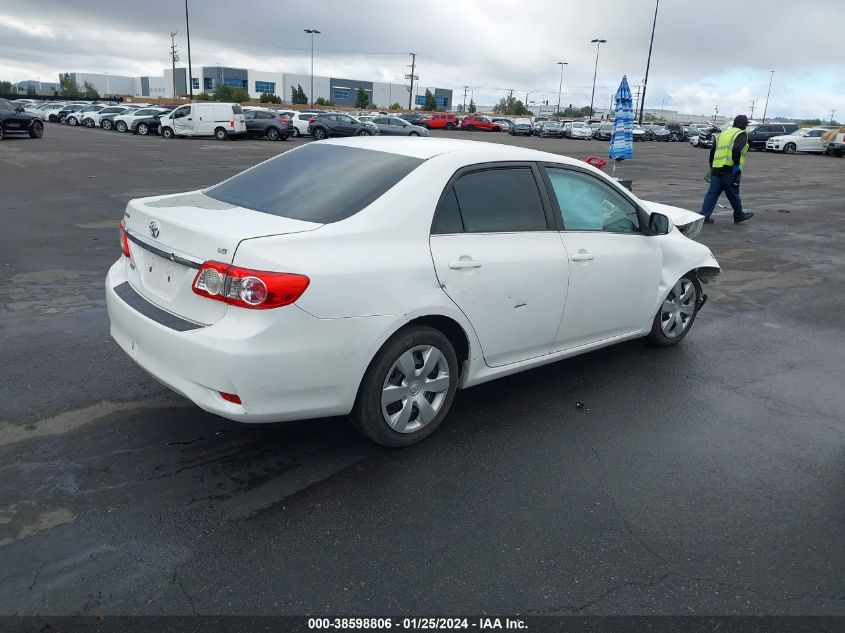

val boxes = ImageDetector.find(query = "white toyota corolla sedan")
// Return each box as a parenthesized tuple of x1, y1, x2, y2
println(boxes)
(106, 137, 720, 446)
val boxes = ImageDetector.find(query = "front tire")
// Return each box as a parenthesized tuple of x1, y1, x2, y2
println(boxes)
(351, 326, 458, 447)
(357, 129, 372, 136)
(137, 123, 149, 136)
(29, 121, 44, 138)
(161, 127, 174, 139)
(445, 123, 454, 130)
(101, 119, 113, 131)
(784, 143, 796, 154)
(648, 276, 701, 347)
(409, 131, 420, 136)
(115, 121, 127, 133)
(214, 127, 228, 141)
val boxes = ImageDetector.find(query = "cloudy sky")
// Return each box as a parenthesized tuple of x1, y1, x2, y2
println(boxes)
(1, 0, 843, 120)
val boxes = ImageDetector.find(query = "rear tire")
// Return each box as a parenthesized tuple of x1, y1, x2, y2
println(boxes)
(68, 116, 78, 126)
(351, 326, 458, 447)
(115, 121, 127, 133)
(161, 127, 174, 139)
(101, 119, 113, 131)
(267, 127, 281, 141)
(464, 124, 475, 131)
(312, 127, 327, 140)
(214, 127, 228, 141)
(647, 275, 701, 347)
(291, 127, 301, 138)
(29, 121, 44, 138)
(445, 123, 454, 130)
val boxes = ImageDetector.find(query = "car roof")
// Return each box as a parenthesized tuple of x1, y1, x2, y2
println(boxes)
(322, 136, 591, 165)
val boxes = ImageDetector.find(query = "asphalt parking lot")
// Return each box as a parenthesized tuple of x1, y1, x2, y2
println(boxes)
(1, 124, 843, 616)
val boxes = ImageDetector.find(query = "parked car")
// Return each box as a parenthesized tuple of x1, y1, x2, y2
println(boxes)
(369, 116, 429, 136)
(83, 105, 136, 128)
(159, 103, 247, 140)
(531, 117, 550, 135)
(106, 137, 719, 447)
(398, 112, 428, 126)
(509, 118, 533, 136)
(665, 123, 685, 141)
(66, 105, 105, 126)
(130, 112, 168, 136)
(308, 112, 379, 140)
(696, 125, 721, 149)
(423, 113, 459, 130)
(595, 122, 614, 141)
(55, 104, 86, 124)
(632, 124, 649, 141)
(491, 117, 512, 132)
(286, 111, 320, 137)
(112, 107, 168, 133)
(766, 127, 829, 154)
(460, 115, 501, 132)
(0, 98, 45, 141)
(647, 125, 672, 141)
(23, 103, 51, 119)
(747, 122, 799, 150)
(243, 109, 293, 141)
(822, 127, 845, 157)
(537, 121, 562, 138)
(563, 121, 594, 140)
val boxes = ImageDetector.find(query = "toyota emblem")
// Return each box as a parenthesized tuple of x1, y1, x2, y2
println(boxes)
(148, 221, 160, 239)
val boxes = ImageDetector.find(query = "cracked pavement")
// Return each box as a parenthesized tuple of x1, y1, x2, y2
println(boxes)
(0, 125, 843, 615)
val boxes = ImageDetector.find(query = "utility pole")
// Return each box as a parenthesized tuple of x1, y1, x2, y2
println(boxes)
(713, 104, 719, 123)
(556, 61, 568, 116)
(406, 53, 417, 110)
(462, 85, 468, 112)
(749, 100, 756, 119)
(304, 29, 321, 106)
(633, 84, 642, 118)
(185, 0, 193, 100)
(830, 109, 836, 124)
(638, 0, 660, 124)
(589, 38, 607, 118)
(762, 70, 774, 123)
(169, 32, 179, 98)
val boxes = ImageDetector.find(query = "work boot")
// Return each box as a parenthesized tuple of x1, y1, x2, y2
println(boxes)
(734, 211, 754, 224)
(703, 217, 715, 224)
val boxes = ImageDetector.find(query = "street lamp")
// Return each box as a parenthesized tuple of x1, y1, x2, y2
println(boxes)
(525, 89, 541, 112)
(638, 0, 660, 124)
(762, 70, 774, 123)
(556, 61, 568, 116)
(304, 28, 321, 106)
(185, 0, 193, 100)
(589, 38, 607, 119)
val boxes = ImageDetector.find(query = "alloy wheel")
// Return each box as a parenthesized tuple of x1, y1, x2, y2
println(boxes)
(137, 123, 149, 135)
(381, 345, 450, 434)
(660, 278, 697, 338)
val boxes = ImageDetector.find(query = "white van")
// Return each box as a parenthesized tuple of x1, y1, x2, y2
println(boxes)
(159, 102, 246, 140)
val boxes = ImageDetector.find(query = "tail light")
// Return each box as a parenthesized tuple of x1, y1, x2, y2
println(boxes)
(119, 219, 131, 257)
(308, 117, 317, 123)
(229, 120, 235, 128)
(192, 261, 309, 310)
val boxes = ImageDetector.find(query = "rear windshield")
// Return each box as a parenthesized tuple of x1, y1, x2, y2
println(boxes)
(232, 104, 243, 114)
(205, 144, 423, 223)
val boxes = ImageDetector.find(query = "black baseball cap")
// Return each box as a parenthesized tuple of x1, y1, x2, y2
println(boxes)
(733, 115, 749, 128)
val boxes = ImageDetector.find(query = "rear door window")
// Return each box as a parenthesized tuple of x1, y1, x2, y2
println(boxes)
(232, 104, 243, 114)
(205, 144, 423, 223)
(450, 167, 547, 233)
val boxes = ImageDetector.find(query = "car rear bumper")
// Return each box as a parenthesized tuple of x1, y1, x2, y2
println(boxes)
(106, 260, 397, 424)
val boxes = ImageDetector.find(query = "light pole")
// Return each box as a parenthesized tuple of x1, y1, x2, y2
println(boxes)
(761, 70, 774, 123)
(638, 0, 660, 124)
(556, 61, 568, 116)
(185, 0, 193, 100)
(525, 89, 541, 112)
(304, 29, 320, 105)
(589, 38, 607, 119)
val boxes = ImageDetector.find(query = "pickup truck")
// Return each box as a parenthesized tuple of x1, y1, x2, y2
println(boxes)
(822, 127, 845, 157)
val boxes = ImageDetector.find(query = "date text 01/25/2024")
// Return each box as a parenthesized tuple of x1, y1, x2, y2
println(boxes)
(307, 618, 528, 630)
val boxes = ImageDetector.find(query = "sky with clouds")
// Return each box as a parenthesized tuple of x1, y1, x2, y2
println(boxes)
(1, 0, 843, 120)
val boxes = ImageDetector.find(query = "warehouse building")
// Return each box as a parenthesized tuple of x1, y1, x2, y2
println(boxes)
(63, 66, 452, 110)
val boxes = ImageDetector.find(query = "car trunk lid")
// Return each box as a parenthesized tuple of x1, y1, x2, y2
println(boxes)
(122, 190, 321, 325)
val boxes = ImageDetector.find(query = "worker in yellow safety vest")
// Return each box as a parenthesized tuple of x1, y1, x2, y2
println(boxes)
(700, 114, 754, 225)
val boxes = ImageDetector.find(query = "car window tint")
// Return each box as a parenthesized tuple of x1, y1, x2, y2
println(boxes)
(373, 118, 388, 124)
(545, 168, 639, 233)
(232, 105, 244, 114)
(205, 144, 423, 223)
(244, 111, 255, 120)
(432, 188, 464, 234)
(452, 168, 547, 233)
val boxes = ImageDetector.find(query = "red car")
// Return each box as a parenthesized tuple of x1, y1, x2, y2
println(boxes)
(459, 115, 501, 132)
(423, 113, 459, 130)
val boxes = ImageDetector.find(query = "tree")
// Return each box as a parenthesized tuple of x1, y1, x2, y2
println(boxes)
(195, 92, 211, 101)
(579, 106, 592, 117)
(0, 80, 12, 94)
(800, 118, 823, 126)
(59, 73, 81, 98)
(492, 95, 528, 116)
(389, 102, 402, 111)
(260, 93, 281, 104)
(423, 89, 437, 111)
(212, 84, 249, 103)
(355, 87, 369, 108)
(291, 84, 308, 105)
(468, 98, 476, 113)
(314, 97, 335, 106)
(83, 81, 99, 100)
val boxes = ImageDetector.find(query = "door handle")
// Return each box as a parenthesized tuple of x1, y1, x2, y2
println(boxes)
(449, 259, 482, 270)
(570, 252, 594, 262)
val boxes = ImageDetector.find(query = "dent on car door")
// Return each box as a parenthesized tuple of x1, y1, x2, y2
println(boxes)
(429, 165, 570, 367)
(541, 166, 662, 351)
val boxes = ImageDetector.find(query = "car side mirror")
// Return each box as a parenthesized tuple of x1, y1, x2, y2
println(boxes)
(648, 212, 670, 236)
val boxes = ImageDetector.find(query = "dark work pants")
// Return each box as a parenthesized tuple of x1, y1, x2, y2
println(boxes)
(700, 171, 743, 220)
